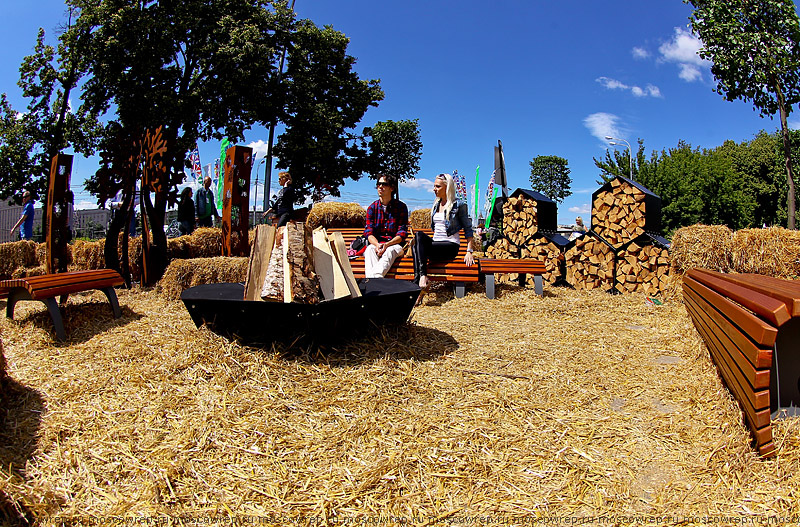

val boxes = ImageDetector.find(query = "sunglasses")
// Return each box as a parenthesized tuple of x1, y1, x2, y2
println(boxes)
(376, 182, 391, 188)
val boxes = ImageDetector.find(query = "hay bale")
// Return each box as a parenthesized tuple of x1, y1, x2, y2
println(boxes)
(306, 202, 366, 230)
(184, 227, 223, 257)
(155, 256, 249, 300)
(730, 227, 800, 278)
(0, 241, 38, 279)
(409, 208, 430, 230)
(670, 224, 733, 274)
(71, 239, 105, 270)
(10, 265, 46, 278)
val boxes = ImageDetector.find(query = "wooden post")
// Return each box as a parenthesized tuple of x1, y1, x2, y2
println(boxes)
(222, 145, 253, 257)
(46, 154, 73, 274)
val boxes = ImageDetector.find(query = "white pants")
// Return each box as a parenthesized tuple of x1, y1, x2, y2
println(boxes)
(364, 244, 404, 278)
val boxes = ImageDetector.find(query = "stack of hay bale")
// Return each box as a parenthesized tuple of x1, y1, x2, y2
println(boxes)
(565, 176, 671, 294)
(484, 189, 568, 284)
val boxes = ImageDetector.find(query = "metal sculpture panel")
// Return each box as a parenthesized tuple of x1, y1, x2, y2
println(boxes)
(221, 145, 252, 257)
(46, 154, 73, 274)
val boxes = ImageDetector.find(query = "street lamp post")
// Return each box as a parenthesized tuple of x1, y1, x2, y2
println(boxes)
(605, 136, 634, 181)
(254, 158, 266, 225)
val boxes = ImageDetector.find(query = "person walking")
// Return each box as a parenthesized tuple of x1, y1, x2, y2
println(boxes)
(195, 176, 219, 228)
(10, 190, 35, 240)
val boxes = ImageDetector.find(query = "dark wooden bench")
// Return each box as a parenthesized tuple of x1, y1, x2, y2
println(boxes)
(329, 227, 479, 298)
(0, 269, 125, 341)
(478, 258, 546, 298)
(682, 268, 800, 457)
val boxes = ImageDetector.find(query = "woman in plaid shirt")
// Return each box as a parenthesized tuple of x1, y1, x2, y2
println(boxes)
(364, 174, 409, 278)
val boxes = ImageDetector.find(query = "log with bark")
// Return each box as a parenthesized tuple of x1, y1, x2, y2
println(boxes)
(615, 240, 671, 295)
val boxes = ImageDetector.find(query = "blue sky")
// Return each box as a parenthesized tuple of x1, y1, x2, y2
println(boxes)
(1, 0, 789, 225)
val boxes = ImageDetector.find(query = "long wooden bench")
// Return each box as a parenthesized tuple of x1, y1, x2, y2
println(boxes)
(329, 227, 479, 298)
(478, 258, 546, 298)
(682, 268, 800, 457)
(0, 269, 125, 341)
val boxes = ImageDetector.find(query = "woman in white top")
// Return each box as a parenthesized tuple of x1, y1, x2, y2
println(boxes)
(413, 173, 475, 290)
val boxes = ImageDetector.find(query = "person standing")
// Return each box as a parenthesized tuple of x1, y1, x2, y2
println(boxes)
(363, 174, 409, 278)
(263, 171, 295, 228)
(195, 176, 219, 228)
(413, 173, 475, 291)
(10, 190, 35, 241)
(177, 187, 196, 235)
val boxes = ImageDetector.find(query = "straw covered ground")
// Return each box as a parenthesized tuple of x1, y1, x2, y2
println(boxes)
(2, 282, 800, 524)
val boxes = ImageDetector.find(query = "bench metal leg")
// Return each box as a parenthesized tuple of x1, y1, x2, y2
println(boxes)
(485, 274, 496, 299)
(44, 297, 67, 341)
(101, 287, 122, 318)
(454, 282, 466, 298)
(534, 275, 543, 296)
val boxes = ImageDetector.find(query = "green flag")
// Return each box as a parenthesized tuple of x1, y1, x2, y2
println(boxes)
(485, 186, 500, 230)
(217, 138, 231, 210)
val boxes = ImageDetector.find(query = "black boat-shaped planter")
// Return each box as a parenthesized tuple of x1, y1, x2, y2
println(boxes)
(181, 278, 420, 346)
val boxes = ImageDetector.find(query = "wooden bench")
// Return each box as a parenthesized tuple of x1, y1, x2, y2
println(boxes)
(478, 258, 546, 299)
(0, 269, 125, 341)
(328, 227, 479, 298)
(682, 268, 800, 457)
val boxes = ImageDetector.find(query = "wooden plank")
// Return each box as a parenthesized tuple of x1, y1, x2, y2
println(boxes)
(327, 231, 361, 298)
(687, 269, 790, 327)
(312, 228, 350, 301)
(683, 281, 773, 370)
(734, 273, 800, 317)
(684, 287, 772, 390)
(282, 226, 291, 303)
(244, 225, 275, 301)
(683, 276, 778, 347)
(685, 296, 772, 431)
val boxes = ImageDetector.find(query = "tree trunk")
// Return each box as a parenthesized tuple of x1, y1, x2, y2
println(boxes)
(776, 80, 796, 229)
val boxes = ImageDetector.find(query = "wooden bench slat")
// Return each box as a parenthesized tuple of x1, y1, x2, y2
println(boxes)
(683, 282, 773, 370)
(684, 276, 778, 347)
(684, 290, 772, 392)
(688, 269, 791, 327)
(684, 297, 772, 432)
(734, 273, 800, 317)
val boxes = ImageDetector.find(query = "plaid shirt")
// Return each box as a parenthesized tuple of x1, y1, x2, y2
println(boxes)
(364, 198, 408, 242)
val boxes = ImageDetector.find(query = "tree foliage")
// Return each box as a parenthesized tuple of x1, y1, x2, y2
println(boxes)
(528, 155, 572, 203)
(594, 132, 790, 235)
(686, 0, 800, 228)
(0, 24, 101, 203)
(362, 119, 423, 182)
(273, 19, 384, 201)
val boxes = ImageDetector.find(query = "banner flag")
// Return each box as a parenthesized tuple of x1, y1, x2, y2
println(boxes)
(483, 170, 496, 221)
(469, 184, 478, 228)
(188, 145, 202, 183)
(217, 138, 231, 210)
(453, 169, 467, 203)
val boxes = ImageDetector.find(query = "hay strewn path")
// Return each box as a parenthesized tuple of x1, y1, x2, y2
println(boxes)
(1, 285, 799, 523)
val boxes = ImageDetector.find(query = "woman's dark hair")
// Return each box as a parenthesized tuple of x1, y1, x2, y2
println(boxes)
(181, 187, 193, 198)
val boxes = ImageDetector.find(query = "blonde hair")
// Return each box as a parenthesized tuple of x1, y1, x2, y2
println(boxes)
(431, 173, 457, 218)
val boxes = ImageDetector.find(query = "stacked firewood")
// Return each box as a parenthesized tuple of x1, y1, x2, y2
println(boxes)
(592, 178, 647, 248)
(564, 235, 615, 291)
(502, 195, 539, 245)
(484, 193, 565, 284)
(615, 241, 670, 295)
(520, 238, 565, 284)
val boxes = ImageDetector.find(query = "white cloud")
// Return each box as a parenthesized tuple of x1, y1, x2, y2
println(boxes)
(569, 204, 591, 214)
(659, 27, 710, 82)
(247, 140, 270, 159)
(75, 200, 98, 210)
(632, 46, 650, 59)
(583, 112, 623, 142)
(401, 177, 434, 190)
(678, 63, 702, 82)
(596, 76, 661, 98)
(790, 118, 800, 130)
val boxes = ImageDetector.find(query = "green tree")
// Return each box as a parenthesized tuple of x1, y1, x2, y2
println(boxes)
(687, 0, 800, 228)
(593, 139, 645, 185)
(363, 119, 423, 181)
(273, 19, 384, 201)
(528, 155, 572, 203)
(0, 22, 101, 203)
